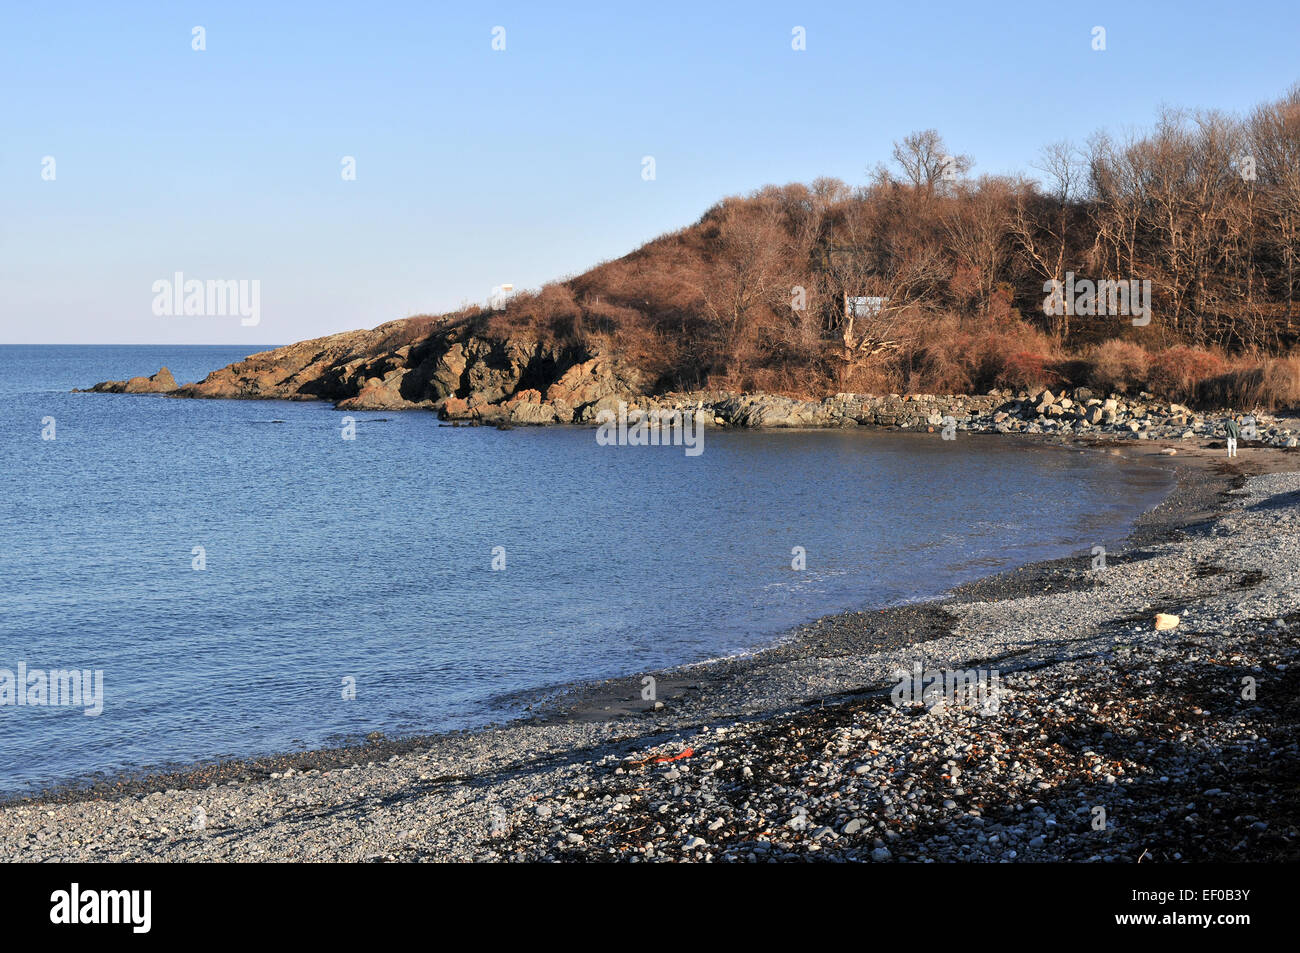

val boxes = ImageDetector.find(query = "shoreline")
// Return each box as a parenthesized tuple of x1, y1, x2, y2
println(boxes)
(3, 436, 1298, 861)
(1, 431, 1177, 809)
(77, 352, 1300, 449)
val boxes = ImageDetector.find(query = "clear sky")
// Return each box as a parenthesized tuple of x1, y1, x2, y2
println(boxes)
(3, 0, 1299, 345)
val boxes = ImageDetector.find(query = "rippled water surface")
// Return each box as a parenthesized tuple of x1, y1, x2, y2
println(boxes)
(0, 345, 1174, 796)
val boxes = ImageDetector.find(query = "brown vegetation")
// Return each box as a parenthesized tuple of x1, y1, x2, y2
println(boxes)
(471, 85, 1300, 410)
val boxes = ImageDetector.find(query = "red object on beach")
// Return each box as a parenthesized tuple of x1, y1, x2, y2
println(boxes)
(652, 748, 694, 763)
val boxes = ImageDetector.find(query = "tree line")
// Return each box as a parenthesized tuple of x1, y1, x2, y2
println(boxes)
(480, 84, 1300, 406)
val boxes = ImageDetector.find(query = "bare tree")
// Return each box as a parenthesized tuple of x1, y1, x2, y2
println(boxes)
(1251, 85, 1300, 327)
(944, 176, 1016, 314)
(888, 129, 973, 197)
(1011, 141, 1084, 337)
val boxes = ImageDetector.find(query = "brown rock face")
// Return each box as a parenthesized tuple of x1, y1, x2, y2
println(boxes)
(335, 378, 415, 411)
(440, 396, 472, 419)
(176, 317, 442, 403)
(82, 366, 178, 394)
(125, 367, 177, 393)
(81, 314, 646, 421)
(503, 389, 560, 424)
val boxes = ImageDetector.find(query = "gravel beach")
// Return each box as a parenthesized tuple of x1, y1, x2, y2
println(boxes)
(2, 437, 1297, 863)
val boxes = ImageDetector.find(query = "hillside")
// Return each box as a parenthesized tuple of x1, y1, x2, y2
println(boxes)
(92, 83, 1300, 416)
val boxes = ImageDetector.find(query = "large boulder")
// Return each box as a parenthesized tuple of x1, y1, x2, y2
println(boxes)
(509, 402, 559, 425)
(336, 373, 424, 411)
(440, 396, 472, 420)
(503, 389, 558, 424)
(546, 357, 644, 420)
(712, 394, 832, 427)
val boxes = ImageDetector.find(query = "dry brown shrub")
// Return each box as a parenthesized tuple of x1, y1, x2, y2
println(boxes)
(1259, 356, 1300, 409)
(1087, 339, 1150, 395)
(961, 322, 1058, 391)
(996, 351, 1059, 391)
(836, 361, 899, 395)
(1147, 346, 1227, 402)
(1197, 355, 1300, 410)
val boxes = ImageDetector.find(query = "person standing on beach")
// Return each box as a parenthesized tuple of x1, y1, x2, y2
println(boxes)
(1224, 414, 1241, 458)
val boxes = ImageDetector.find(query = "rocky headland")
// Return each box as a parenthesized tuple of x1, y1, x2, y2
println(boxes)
(81, 317, 1300, 446)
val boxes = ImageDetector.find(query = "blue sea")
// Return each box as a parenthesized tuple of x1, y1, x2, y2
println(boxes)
(0, 345, 1174, 797)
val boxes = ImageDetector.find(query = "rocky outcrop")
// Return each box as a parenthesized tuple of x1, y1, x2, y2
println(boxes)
(541, 358, 644, 423)
(82, 315, 647, 424)
(175, 318, 444, 405)
(79, 366, 177, 394)
(80, 315, 1300, 447)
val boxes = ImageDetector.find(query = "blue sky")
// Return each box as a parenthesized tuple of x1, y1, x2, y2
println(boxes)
(3, 0, 1298, 345)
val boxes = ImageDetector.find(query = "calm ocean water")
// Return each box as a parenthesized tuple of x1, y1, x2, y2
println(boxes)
(0, 345, 1174, 796)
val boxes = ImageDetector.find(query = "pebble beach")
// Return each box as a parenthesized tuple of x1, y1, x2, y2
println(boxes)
(2, 439, 1297, 863)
